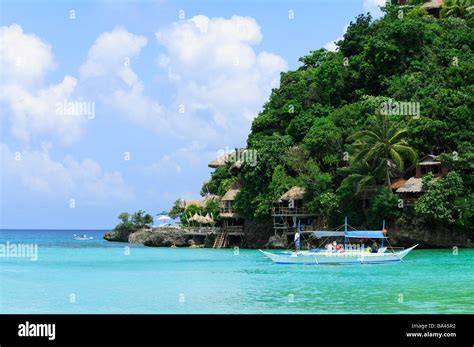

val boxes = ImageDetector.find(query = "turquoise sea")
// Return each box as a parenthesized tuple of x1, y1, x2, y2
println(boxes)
(0, 229, 473, 314)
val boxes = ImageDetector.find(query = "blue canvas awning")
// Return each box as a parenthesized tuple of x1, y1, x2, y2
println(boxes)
(345, 230, 386, 239)
(312, 231, 345, 238)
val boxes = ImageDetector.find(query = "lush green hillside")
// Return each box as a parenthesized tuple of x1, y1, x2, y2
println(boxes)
(206, 3, 474, 232)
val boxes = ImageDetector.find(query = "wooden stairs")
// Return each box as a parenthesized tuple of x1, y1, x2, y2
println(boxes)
(213, 232, 227, 248)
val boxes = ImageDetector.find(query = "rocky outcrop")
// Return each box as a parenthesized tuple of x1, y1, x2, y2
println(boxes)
(128, 229, 153, 243)
(103, 227, 136, 242)
(143, 228, 191, 247)
(103, 227, 210, 247)
(390, 216, 473, 248)
(104, 216, 474, 249)
(265, 234, 289, 249)
(243, 218, 274, 249)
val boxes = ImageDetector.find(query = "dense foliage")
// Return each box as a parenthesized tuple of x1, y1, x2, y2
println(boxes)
(207, 4, 474, 232)
(116, 210, 154, 231)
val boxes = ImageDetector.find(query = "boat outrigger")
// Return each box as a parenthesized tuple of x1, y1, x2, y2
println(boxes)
(260, 217, 417, 265)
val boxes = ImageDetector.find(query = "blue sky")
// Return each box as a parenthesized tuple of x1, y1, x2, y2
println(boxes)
(0, 0, 384, 229)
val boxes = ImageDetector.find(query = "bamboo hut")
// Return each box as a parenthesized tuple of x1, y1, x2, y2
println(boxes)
(272, 186, 316, 235)
(220, 182, 244, 231)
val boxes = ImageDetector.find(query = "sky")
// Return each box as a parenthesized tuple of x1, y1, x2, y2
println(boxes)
(0, 0, 385, 229)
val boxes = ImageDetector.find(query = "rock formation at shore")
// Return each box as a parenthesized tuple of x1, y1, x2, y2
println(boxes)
(390, 216, 472, 248)
(104, 227, 211, 247)
(104, 219, 473, 249)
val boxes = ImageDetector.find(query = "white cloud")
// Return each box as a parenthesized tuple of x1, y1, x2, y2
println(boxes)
(0, 24, 87, 145)
(0, 76, 86, 145)
(323, 25, 349, 52)
(145, 142, 213, 176)
(0, 143, 133, 202)
(153, 15, 288, 143)
(79, 27, 147, 83)
(0, 24, 55, 86)
(324, 39, 340, 52)
(75, 17, 287, 145)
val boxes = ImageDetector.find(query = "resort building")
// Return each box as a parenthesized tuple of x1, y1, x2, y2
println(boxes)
(220, 182, 240, 217)
(395, 154, 448, 206)
(207, 148, 256, 170)
(216, 181, 245, 248)
(271, 187, 317, 236)
(220, 181, 244, 232)
(422, 0, 444, 16)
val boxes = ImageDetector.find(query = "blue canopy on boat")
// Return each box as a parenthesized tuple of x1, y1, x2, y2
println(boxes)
(312, 231, 345, 238)
(345, 230, 386, 239)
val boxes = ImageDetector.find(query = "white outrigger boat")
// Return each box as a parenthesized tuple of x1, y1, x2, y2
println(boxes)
(73, 234, 94, 241)
(260, 218, 417, 265)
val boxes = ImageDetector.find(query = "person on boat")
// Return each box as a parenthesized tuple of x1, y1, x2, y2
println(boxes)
(370, 241, 379, 253)
(294, 232, 299, 253)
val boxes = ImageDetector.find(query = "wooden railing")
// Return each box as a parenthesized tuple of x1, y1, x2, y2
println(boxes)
(184, 226, 243, 234)
(220, 207, 235, 213)
(184, 227, 220, 234)
(271, 207, 314, 216)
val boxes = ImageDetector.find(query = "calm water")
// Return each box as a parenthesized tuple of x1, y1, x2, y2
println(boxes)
(0, 229, 473, 314)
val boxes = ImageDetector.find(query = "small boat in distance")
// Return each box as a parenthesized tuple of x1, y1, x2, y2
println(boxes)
(73, 234, 94, 241)
(260, 217, 418, 265)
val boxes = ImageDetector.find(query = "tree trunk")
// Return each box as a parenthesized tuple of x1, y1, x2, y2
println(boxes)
(386, 159, 391, 188)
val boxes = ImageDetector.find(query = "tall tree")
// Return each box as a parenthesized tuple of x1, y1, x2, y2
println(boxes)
(348, 114, 418, 187)
(440, 0, 474, 18)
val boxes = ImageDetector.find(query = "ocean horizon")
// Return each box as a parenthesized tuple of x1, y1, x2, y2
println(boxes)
(1, 229, 473, 314)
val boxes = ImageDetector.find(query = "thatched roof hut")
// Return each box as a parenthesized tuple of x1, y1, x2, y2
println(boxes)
(279, 186, 306, 201)
(221, 182, 241, 201)
(208, 148, 255, 171)
(180, 195, 219, 209)
(396, 176, 441, 194)
(390, 179, 407, 190)
(188, 213, 213, 224)
(422, 0, 443, 10)
(208, 151, 236, 168)
(396, 177, 424, 193)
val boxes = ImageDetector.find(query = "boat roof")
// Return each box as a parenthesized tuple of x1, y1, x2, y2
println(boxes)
(312, 230, 386, 239)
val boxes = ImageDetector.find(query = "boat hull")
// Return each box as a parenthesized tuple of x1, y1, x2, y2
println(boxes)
(259, 245, 418, 265)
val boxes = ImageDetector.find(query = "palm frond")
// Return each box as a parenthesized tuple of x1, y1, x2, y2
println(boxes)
(392, 144, 418, 166)
(347, 130, 381, 142)
(390, 149, 404, 170)
(388, 129, 408, 144)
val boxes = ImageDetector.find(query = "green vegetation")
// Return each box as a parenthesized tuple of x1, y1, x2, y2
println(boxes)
(348, 113, 418, 187)
(116, 210, 154, 232)
(205, 4, 474, 232)
(168, 199, 219, 227)
(415, 172, 466, 225)
(440, 0, 474, 18)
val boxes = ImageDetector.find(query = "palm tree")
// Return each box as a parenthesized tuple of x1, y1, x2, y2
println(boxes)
(347, 114, 418, 187)
(339, 159, 385, 194)
(440, 0, 474, 18)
